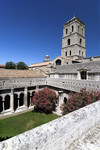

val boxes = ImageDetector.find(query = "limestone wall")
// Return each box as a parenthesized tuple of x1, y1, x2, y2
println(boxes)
(0, 100, 100, 150)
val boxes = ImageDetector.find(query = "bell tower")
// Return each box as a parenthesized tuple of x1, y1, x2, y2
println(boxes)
(61, 17, 86, 59)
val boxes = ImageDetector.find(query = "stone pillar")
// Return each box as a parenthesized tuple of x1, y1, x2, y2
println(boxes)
(24, 87, 28, 110)
(11, 88, 14, 113)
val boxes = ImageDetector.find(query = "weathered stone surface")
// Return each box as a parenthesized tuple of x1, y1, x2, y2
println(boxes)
(0, 100, 100, 150)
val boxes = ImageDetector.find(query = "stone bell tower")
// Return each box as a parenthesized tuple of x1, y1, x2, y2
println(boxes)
(61, 17, 86, 59)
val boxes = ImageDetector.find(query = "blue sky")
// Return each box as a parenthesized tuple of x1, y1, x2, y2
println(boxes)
(0, 0, 100, 66)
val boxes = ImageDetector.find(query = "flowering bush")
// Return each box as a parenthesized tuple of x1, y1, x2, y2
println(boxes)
(62, 88, 100, 115)
(32, 88, 57, 113)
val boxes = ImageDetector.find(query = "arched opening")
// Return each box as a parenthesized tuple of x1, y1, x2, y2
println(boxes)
(65, 51, 67, 56)
(56, 59, 61, 66)
(68, 39, 70, 45)
(4, 95, 10, 110)
(72, 25, 74, 32)
(80, 38, 82, 45)
(81, 71, 87, 80)
(19, 93, 24, 106)
(63, 97, 67, 104)
(14, 94, 18, 111)
(0, 96, 3, 112)
(27, 92, 30, 107)
(70, 50, 71, 56)
(78, 26, 80, 32)
(79, 51, 81, 55)
(82, 51, 83, 56)
(66, 28, 68, 34)
(82, 28, 83, 35)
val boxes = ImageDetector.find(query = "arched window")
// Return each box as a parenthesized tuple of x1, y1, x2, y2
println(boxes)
(80, 38, 82, 45)
(56, 59, 61, 66)
(4, 95, 10, 110)
(70, 51, 71, 56)
(82, 29, 83, 35)
(78, 26, 80, 32)
(81, 71, 87, 80)
(66, 29, 68, 34)
(72, 26, 74, 32)
(82, 51, 83, 56)
(79, 51, 81, 55)
(68, 39, 70, 45)
(65, 51, 67, 56)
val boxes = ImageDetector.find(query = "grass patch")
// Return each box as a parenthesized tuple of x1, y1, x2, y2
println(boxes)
(0, 111, 58, 140)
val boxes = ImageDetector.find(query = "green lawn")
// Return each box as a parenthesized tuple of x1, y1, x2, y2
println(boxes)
(0, 111, 58, 140)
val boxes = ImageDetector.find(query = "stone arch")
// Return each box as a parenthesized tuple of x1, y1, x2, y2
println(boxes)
(19, 93, 24, 106)
(55, 59, 61, 66)
(0, 96, 3, 112)
(14, 94, 18, 111)
(4, 95, 10, 110)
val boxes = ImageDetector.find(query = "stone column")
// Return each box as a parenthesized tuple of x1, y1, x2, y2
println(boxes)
(11, 88, 14, 113)
(24, 87, 28, 110)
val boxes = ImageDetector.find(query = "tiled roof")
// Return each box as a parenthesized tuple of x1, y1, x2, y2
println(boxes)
(29, 61, 51, 68)
(0, 69, 47, 78)
(0, 64, 5, 68)
(52, 61, 100, 74)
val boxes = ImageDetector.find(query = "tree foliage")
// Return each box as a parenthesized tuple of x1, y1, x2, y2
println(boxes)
(5, 61, 16, 69)
(32, 88, 57, 113)
(16, 62, 28, 70)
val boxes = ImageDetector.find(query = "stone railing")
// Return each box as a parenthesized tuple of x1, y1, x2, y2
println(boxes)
(47, 78, 100, 92)
(0, 100, 100, 150)
(0, 77, 100, 92)
(0, 78, 46, 89)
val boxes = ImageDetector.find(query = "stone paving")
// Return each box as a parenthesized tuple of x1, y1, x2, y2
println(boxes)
(68, 124, 100, 150)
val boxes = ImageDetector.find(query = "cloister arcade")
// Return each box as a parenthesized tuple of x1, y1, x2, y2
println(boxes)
(0, 85, 69, 118)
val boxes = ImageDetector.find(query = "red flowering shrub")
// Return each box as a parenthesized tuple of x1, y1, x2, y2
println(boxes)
(62, 88, 100, 115)
(32, 88, 57, 113)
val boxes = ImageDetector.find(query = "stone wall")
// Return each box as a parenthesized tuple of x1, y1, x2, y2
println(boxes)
(0, 100, 100, 150)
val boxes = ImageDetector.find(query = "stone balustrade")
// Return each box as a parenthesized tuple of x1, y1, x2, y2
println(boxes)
(47, 78, 100, 92)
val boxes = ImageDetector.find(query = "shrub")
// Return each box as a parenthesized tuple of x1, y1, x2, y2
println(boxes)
(32, 88, 57, 113)
(62, 88, 100, 115)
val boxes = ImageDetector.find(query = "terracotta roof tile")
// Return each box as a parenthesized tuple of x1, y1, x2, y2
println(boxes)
(0, 69, 47, 78)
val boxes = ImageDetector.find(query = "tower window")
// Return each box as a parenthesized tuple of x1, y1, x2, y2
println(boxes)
(80, 38, 82, 45)
(70, 51, 71, 56)
(72, 26, 74, 32)
(82, 51, 83, 56)
(66, 29, 68, 34)
(82, 29, 83, 35)
(68, 39, 70, 45)
(78, 26, 80, 32)
(65, 51, 67, 56)
(79, 51, 81, 55)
